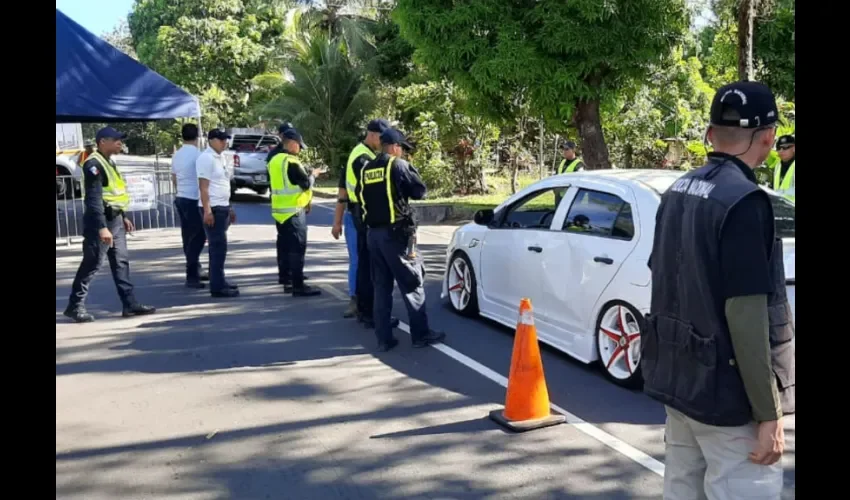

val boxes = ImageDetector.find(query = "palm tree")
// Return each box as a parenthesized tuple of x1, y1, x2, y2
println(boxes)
(257, 35, 376, 171)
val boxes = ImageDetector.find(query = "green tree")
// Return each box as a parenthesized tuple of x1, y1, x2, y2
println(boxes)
(128, 0, 289, 127)
(394, 0, 689, 169)
(257, 35, 376, 172)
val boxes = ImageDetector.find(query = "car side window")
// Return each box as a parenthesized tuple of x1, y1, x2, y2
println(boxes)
(562, 189, 634, 240)
(498, 187, 567, 229)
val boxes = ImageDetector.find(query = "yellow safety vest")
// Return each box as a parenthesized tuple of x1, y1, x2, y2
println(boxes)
(360, 156, 397, 225)
(88, 152, 130, 210)
(558, 157, 582, 174)
(268, 152, 313, 224)
(345, 142, 376, 203)
(772, 159, 795, 203)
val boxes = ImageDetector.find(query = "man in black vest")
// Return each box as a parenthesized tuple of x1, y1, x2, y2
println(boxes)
(356, 129, 446, 352)
(642, 81, 794, 499)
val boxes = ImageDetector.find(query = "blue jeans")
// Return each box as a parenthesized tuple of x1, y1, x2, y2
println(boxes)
(201, 206, 231, 293)
(343, 211, 358, 297)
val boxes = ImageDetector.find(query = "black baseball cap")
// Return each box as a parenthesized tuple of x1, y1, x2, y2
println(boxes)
(282, 128, 307, 149)
(710, 81, 778, 129)
(207, 128, 231, 141)
(367, 119, 391, 133)
(380, 128, 413, 150)
(278, 121, 294, 134)
(95, 127, 127, 142)
(560, 140, 577, 150)
(776, 135, 795, 149)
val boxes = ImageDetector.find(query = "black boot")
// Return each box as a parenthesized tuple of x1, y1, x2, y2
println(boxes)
(64, 306, 95, 323)
(122, 303, 157, 318)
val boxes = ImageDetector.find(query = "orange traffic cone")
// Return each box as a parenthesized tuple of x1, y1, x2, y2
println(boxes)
(489, 298, 566, 432)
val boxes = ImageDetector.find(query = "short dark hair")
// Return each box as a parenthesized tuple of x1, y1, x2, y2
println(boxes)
(182, 123, 199, 141)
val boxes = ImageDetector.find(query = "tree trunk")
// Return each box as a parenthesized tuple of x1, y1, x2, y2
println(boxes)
(737, 0, 756, 81)
(575, 98, 611, 170)
(510, 159, 519, 194)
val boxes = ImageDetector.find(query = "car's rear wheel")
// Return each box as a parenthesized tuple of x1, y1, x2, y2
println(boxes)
(447, 252, 478, 317)
(595, 301, 644, 389)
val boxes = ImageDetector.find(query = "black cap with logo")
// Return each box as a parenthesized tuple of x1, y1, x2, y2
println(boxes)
(207, 128, 231, 141)
(367, 119, 391, 133)
(776, 135, 795, 149)
(380, 128, 413, 150)
(560, 140, 577, 150)
(710, 81, 778, 129)
(278, 121, 294, 134)
(282, 128, 307, 149)
(95, 127, 128, 143)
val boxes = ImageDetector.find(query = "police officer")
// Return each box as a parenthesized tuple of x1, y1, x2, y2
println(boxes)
(356, 129, 446, 351)
(556, 140, 585, 174)
(266, 121, 295, 164)
(269, 127, 324, 297)
(767, 134, 795, 202)
(331, 119, 398, 327)
(63, 127, 156, 323)
(642, 81, 794, 499)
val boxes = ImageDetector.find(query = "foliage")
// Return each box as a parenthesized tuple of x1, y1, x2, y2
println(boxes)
(256, 35, 377, 172)
(102, 18, 137, 59)
(128, 0, 289, 127)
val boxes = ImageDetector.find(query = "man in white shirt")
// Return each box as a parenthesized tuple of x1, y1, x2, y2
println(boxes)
(197, 128, 238, 298)
(171, 123, 208, 288)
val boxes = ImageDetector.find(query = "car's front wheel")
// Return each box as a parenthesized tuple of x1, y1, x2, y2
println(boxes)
(595, 301, 644, 389)
(447, 252, 478, 317)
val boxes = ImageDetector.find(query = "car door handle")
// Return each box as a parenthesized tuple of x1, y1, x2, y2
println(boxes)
(594, 256, 614, 264)
(527, 246, 543, 253)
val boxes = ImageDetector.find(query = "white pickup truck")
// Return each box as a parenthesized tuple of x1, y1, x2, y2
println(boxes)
(225, 128, 280, 196)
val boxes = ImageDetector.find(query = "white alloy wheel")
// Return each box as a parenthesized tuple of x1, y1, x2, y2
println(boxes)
(596, 302, 643, 388)
(447, 253, 478, 316)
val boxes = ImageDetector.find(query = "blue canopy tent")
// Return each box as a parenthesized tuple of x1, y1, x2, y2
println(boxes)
(56, 9, 200, 123)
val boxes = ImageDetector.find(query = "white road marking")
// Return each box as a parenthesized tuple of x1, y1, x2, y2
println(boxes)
(316, 281, 666, 477)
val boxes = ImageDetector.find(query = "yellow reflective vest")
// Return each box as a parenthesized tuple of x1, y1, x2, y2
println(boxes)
(345, 142, 376, 203)
(268, 152, 313, 224)
(766, 155, 795, 203)
(557, 157, 583, 174)
(88, 152, 130, 210)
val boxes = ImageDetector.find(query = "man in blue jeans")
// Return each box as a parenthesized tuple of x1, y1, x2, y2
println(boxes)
(171, 123, 209, 288)
(198, 129, 239, 298)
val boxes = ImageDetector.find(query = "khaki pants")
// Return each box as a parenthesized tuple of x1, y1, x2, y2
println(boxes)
(663, 406, 783, 500)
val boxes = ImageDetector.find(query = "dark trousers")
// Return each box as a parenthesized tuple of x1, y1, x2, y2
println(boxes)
(368, 227, 430, 344)
(201, 206, 231, 293)
(174, 197, 206, 282)
(354, 212, 374, 318)
(68, 216, 136, 310)
(276, 212, 307, 288)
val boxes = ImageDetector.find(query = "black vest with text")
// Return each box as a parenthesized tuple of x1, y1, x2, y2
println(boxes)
(360, 153, 412, 229)
(642, 156, 795, 426)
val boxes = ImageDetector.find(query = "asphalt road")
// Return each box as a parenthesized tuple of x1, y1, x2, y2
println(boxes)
(55, 189, 795, 499)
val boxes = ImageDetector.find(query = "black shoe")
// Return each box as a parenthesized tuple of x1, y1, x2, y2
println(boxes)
(360, 316, 400, 329)
(211, 288, 240, 298)
(185, 280, 206, 289)
(412, 331, 446, 348)
(282, 283, 294, 293)
(199, 272, 210, 282)
(225, 282, 239, 289)
(292, 285, 321, 297)
(63, 307, 95, 323)
(122, 303, 157, 318)
(377, 337, 399, 352)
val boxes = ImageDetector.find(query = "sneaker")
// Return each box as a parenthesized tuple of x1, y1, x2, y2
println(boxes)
(343, 297, 358, 318)
(412, 331, 446, 348)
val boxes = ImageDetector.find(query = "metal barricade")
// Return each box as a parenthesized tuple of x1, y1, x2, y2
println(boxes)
(55, 164, 180, 247)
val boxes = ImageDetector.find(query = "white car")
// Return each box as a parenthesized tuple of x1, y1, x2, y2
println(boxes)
(441, 169, 795, 388)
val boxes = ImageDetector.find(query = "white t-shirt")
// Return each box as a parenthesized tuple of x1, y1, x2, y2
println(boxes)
(171, 143, 201, 199)
(196, 147, 231, 208)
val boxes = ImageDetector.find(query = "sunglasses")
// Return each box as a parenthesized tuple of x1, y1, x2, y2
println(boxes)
(777, 145, 793, 151)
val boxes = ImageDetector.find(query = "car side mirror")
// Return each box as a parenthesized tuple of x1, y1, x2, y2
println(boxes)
(474, 209, 494, 226)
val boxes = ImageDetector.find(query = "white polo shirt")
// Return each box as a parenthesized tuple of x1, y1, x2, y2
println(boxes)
(171, 143, 201, 199)
(196, 147, 231, 208)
